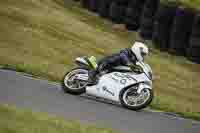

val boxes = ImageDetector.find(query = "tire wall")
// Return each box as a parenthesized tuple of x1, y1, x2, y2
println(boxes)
(109, 2, 126, 24)
(115, 0, 129, 5)
(187, 14, 200, 63)
(169, 7, 195, 56)
(139, 0, 160, 39)
(124, 0, 147, 31)
(78, 0, 200, 64)
(152, 3, 177, 50)
(98, 0, 113, 18)
(81, 0, 90, 9)
(88, 0, 100, 12)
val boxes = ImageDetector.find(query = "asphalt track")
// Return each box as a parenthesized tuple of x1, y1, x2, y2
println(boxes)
(0, 69, 199, 133)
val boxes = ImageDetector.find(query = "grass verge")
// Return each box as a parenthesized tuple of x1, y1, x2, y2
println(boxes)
(0, 104, 118, 133)
(0, 0, 200, 121)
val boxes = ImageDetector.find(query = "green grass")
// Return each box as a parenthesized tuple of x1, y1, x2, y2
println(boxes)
(161, 0, 200, 10)
(0, 0, 200, 121)
(181, 0, 200, 10)
(0, 104, 118, 133)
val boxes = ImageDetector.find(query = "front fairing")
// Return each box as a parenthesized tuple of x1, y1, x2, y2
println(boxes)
(136, 61, 153, 81)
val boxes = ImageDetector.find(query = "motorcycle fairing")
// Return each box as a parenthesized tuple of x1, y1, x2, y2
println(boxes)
(86, 72, 151, 102)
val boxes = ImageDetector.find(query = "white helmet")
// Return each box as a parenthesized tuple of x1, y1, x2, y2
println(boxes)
(131, 42, 149, 62)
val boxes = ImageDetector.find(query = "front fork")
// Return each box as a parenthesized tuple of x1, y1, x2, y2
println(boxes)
(137, 83, 152, 94)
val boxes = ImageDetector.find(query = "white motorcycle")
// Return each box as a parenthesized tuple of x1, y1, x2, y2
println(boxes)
(62, 56, 154, 110)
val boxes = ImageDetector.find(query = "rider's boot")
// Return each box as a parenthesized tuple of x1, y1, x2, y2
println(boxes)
(88, 70, 99, 86)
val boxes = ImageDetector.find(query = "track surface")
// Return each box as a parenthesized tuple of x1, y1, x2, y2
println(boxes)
(0, 69, 199, 133)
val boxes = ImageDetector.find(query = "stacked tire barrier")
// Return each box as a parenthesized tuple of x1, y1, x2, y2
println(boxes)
(109, 0, 127, 23)
(88, 0, 100, 12)
(187, 14, 200, 63)
(124, 0, 147, 31)
(76, 0, 200, 64)
(152, 3, 177, 50)
(98, 0, 113, 18)
(169, 7, 195, 56)
(81, 0, 90, 9)
(139, 0, 159, 39)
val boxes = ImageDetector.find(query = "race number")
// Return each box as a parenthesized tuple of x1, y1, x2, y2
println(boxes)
(111, 72, 137, 85)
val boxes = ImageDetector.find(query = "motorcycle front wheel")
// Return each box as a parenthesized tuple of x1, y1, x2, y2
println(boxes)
(119, 85, 153, 110)
(62, 67, 89, 95)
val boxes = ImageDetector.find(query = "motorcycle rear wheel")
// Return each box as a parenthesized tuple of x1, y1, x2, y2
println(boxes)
(62, 67, 89, 95)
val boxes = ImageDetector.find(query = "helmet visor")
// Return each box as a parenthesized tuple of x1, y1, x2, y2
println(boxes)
(141, 51, 147, 57)
(141, 51, 148, 61)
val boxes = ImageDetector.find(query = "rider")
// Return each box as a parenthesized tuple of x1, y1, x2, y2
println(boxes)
(89, 41, 149, 85)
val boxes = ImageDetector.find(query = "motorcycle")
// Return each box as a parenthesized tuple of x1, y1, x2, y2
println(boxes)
(62, 56, 154, 110)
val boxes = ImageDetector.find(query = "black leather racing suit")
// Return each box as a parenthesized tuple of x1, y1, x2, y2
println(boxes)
(89, 48, 137, 83)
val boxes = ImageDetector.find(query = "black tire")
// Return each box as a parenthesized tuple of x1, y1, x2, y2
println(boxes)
(119, 86, 154, 110)
(140, 19, 154, 31)
(124, 7, 140, 31)
(189, 14, 200, 47)
(81, 0, 90, 9)
(109, 2, 126, 24)
(139, 0, 159, 39)
(115, 0, 128, 5)
(187, 14, 200, 64)
(142, 0, 159, 18)
(169, 7, 195, 56)
(152, 3, 177, 51)
(191, 15, 200, 37)
(124, 0, 146, 30)
(88, 0, 99, 12)
(62, 67, 89, 95)
(98, 0, 112, 18)
(139, 18, 154, 39)
(186, 46, 200, 64)
(189, 37, 200, 47)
